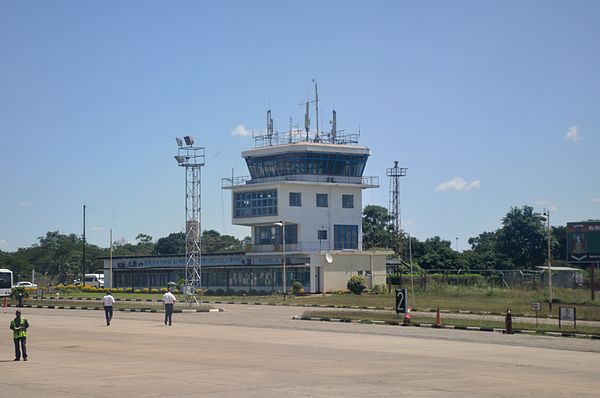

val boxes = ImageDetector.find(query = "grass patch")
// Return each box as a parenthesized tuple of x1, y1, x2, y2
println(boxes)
(302, 309, 600, 336)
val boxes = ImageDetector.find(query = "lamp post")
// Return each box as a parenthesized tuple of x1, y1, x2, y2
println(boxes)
(544, 209, 552, 310)
(275, 221, 286, 299)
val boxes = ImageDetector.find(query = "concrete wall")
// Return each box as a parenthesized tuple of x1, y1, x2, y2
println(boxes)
(311, 251, 390, 292)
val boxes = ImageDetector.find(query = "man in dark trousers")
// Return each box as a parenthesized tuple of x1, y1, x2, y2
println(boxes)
(10, 310, 29, 361)
(102, 291, 115, 326)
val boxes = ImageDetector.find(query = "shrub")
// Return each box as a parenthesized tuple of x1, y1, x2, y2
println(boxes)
(370, 284, 386, 295)
(142, 288, 149, 294)
(159, 288, 168, 293)
(204, 289, 214, 296)
(134, 289, 141, 294)
(150, 288, 158, 294)
(347, 275, 367, 295)
(249, 289, 258, 296)
(125, 287, 133, 293)
(215, 289, 225, 296)
(291, 281, 304, 295)
(117, 288, 125, 293)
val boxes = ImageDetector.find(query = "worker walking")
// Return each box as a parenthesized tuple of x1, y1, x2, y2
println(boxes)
(10, 310, 29, 361)
(162, 289, 177, 326)
(102, 291, 115, 326)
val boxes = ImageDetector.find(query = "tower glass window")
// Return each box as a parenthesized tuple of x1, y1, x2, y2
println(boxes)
(342, 194, 354, 208)
(334, 225, 358, 249)
(246, 152, 369, 179)
(234, 190, 277, 218)
(289, 192, 302, 207)
(316, 193, 328, 207)
(317, 230, 327, 240)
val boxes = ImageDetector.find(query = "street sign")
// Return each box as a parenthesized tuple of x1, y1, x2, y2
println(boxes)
(559, 306, 577, 329)
(395, 288, 407, 314)
(567, 221, 600, 262)
(531, 302, 541, 311)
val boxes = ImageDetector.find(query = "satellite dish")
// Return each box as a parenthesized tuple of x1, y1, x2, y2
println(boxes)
(325, 253, 333, 264)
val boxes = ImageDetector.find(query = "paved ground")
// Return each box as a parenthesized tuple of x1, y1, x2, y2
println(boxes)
(2, 305, 599, 397)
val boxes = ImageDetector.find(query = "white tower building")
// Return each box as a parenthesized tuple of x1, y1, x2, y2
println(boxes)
(223, 104, 389, 293)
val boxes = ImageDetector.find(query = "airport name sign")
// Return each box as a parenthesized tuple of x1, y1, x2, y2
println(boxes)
(567, 221, 600, 262)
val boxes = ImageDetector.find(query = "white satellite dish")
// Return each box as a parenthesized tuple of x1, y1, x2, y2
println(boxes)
(325, 253, 333, 264)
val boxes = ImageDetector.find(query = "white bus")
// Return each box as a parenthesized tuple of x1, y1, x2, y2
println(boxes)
(84, 273, 104, 288)
(0, 268, 13, 297)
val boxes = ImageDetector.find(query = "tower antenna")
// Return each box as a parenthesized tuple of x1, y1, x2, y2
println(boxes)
(174, 136, 205, 305)
(266, 109, 274, 146)
(386, 161, 407, 257)
(312, 79, 319, 141)
(304, 100, 310, 142)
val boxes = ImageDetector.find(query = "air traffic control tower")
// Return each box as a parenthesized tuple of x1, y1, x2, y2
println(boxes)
(222, 101, 389, 293)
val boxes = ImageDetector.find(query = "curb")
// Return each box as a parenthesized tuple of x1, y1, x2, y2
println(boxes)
(12, 304, 223, 313)
(292, 315, 600, 340)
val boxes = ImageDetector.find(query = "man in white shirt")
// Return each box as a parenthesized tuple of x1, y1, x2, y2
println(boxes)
(162, 290, 177, 326)
(102, 291, 115, 326)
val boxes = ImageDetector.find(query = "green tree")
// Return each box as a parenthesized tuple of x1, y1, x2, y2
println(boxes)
(154, 232, 186, 255)
(362, 205, 395, 251)
(497, 205, 546, 270)
(418, 236, 461, 270)
(202, 230, 244, 253)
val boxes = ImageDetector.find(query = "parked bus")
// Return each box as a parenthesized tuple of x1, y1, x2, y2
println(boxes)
(84, 273, 104, 288)
(0, 268, 13, 297)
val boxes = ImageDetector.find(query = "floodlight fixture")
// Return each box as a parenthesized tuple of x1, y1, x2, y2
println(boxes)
(174, 155, 186, 164)
(176, 137, 183, 147)
(184, 135, 194, 146)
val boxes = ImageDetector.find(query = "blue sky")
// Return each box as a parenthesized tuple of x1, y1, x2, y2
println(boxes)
(1, 1, 598, 252)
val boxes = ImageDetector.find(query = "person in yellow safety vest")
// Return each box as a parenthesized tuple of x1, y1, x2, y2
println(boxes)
(10, 310, 29, 361)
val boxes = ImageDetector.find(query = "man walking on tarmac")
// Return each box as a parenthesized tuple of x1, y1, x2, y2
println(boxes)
(162, 289, 177, 326)
(10, 310, 29, 361)
(102, 290, 115, 326)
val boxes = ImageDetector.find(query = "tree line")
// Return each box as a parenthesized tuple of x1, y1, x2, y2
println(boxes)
(0, 204, 570, 282)
(363, 204, 568, 272)
(0, 230, 249, 283)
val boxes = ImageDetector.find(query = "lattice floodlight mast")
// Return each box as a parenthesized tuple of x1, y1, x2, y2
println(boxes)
(386, 161, 407, 256)
(174, 136, 205, 298)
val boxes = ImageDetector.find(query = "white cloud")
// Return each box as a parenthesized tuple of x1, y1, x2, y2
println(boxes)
(17, 201, 31, 206)
(565, 126, 581, 142)
(231, 124, 252, 137)
(0, 239, 8, 248)
(591, 198, 600, 204)
(435, 177, 481, 192)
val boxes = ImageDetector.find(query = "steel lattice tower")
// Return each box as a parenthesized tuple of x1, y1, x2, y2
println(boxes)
(174, 137, 205, 296)
(386, 161, 407, 254)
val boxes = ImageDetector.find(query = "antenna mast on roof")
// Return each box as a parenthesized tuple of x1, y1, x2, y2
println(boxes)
(330, 110, 337, 143)
(304, 100, 310, 141)
(266, 109, 274, 146)
(312, 79, 319, 141)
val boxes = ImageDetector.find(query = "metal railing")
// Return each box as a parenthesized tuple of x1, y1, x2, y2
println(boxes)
(222, 175, 379, 188)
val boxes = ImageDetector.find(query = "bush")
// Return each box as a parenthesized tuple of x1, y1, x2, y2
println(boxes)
(159, 288, 168, 293)
(347, 275, 367, 295)
(370, 284, 386, 295)
(204, 289, 214, 296)
(291, 281, 304, 295)
(150, 288, 159, 294)
(215, 289, 225, 296)
(134, 289, 141, 294)
(249, 289, 258, 296)
(125, 287, 133, 293)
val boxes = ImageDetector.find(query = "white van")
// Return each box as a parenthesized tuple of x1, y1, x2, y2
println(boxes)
(84, 274, 104, 288)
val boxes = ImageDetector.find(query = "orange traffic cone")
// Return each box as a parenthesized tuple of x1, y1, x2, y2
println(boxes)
(403, 306, 412, 326)
(434, 307, 443, 328)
